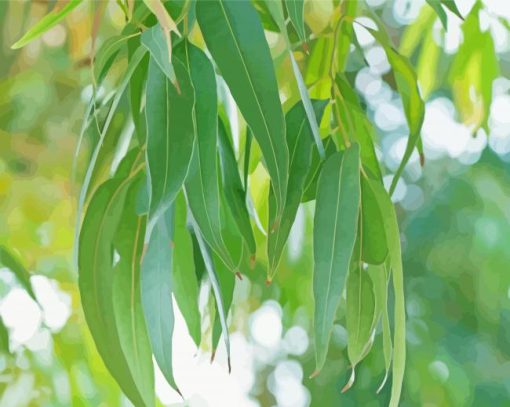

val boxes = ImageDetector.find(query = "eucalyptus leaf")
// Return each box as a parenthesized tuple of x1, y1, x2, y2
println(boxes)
(286, 0, 307, 44)
(0, 246, 36, 301)
(313, 144, 360, 373)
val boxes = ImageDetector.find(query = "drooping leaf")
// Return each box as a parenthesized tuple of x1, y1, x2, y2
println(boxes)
(11, 0, 83, 49)
(172, 193, 201, 347)
(361, 177, 388, 265)
(141, 25, 177, 85)
(268, 99, 328, 278)
(112, 179, 154, 407)
(0, 317, 8, 354)
(94, 34, 128, 84)
(335, 0, 357, 72)
(140, 204, 180, 394)
(285, 0, 307, 44)
(145, 55, 195, 218)
(196, 0, 289, 221)
(175, 40, 237, 271)
(442, 0, 464, 20)
(78, 152, 146, 406)
(0, 246, 36, 300)
(363, 26, 425, 194)
(128, 36, 149, 145)
(313, 144, 360, 373)
(218, 119, 256, 256)
(368, 179, 406, 406)
(345, 265, 376, 386)
(426, 0, 448, 30)
(189, 212, 232, 371)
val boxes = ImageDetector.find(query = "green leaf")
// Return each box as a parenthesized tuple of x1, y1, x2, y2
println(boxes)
(78, 153, 146, 406)
(145, 54, 195, 218)
(189, 211, 232, 372)
(141, 25, 177, 85)
(268, 99, 328, 277)
(218, 119, 256, 256)
(0, 246, 36, 301)
(140, 204, 180, 394)
(426, 0, 448, 30)
(197, 0, 289, 221)
(335, 0, 357, 72)
(75, 46, 147, 265)
(345, 265, 375, 387)
(112, 179, 154, 407)
(172, 193, 201, 347)
(442, 0, 463, 20)
(175, 40, 237, 271)
(94, 34, 128, 84)
(128, 36, 149, 145)
(368, 180, 406, 406)
(361, 177, 388, 265)
(11, 0, 82, 49)
(301, 136, 336, 203)
(313, 144, 360, 373)
(363, 26, 425, 195)
(286, 0, 307, 44)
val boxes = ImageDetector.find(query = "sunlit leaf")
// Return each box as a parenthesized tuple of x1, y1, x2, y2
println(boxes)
(197, 0, 289, 221)
(11, 0, 83, 49)
(0, 246, 36, 300)
(313, 144, 360, 374)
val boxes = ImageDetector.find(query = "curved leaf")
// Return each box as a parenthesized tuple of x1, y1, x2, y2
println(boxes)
(11, 0, 83, 49)
(112, 179, 154, 407)
(313, 144, 360, 373)
(286, 0, 306, 44)
(196, 0, 289, 221)
(0, 246, 36, 301)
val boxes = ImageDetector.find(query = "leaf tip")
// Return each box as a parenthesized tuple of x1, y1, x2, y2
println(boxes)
(210, 349, 216, 363)
(419, 152, 425, 167)
(309, 369, 320, 379)
(249, 254, 256, 270)
(341, 367, 356, 393)
(228, 356, 232, 374)
(235, 271, 243, 281)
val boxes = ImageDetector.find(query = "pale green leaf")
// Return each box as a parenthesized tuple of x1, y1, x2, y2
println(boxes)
(11, 0, 83, 49)
(286, 0, 307, 44)
(313, 144, 360, 373)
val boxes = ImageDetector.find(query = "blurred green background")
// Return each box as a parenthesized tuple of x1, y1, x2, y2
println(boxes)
(1, 0, 510, 406)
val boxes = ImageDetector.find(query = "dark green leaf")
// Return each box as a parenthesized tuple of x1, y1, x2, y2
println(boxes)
(197, 0, 289, 221)
(0, 317, 9, 354)
(268, 99, 328, 277)
(145, 55, 195, 217)
(286, 0, 306, 44)
(361, 177, 388, 265)
(426, 0, 448, 30)
(141, 25, 177, 85)
(313, 144, 360, 373)
(301, 136, 336, 203)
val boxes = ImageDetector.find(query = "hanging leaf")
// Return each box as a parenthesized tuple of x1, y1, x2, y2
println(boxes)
(196, 0, 289, 221)
(344, 265, 375, 391)
(286, 0, 307, 45)
(312, 144, 360, 374)
(367, 179, 406, 406)
(426, 0, 448, 30)
(11, 0, 83, 49)
(335, 0, 357, 72)
(362, 26, 425, 194)
(141, 25, 178, 85)
(0, 246, 36, 301)
(0, 317, 8, 354)
(140, 204, 180, 394)
(145, 55, 195, 218)
(128, 36, 149, 145)
(78, 152, 146, 406)
(268, 99, 328, 278)
(361, 177, 388, 265)
(218, 119, 256, 256)
(175, 40, 237, 271)
(112, 179, 155, 407)
(172, 193, 201, 347)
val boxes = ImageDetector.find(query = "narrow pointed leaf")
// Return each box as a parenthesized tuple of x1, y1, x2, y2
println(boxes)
(0, 317, 8, 354)
(0, 246, 36, 301)
(368, 180, 406, 406)
(145, 55, 195, 218)
(172, 193, 201, 347)
(313, 144, 360, 372)
(268, 100, 328, 277)
(11, 0, 82, 49)
(141, 204, 180, 393)
(426, 0, 448, 30)
(128, 36, 149, 145)
(141, 25, 177, 85)
(218, 119, 256, 255)
(78, 154, 146, 406)
(196, 0, 289, 219)
(113, 179, 155, 407)
(346, 265, 376, 369)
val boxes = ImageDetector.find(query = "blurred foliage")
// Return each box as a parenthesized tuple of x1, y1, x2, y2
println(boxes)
(0, 0, 509, 406)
